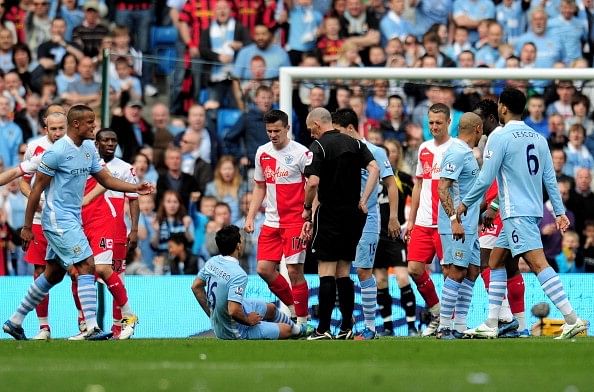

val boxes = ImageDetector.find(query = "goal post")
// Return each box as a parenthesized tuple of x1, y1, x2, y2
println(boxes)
(279, 66, 594, 127)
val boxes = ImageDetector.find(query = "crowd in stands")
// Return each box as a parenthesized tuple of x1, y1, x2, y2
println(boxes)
(1, 0, 594, 275)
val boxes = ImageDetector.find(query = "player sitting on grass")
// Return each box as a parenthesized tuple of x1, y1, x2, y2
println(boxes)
(191, 225, 306, 340)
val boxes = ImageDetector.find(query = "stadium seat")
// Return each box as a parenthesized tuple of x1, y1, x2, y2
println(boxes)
(150, 26, 178, 76)
(216, 108, 242, 155)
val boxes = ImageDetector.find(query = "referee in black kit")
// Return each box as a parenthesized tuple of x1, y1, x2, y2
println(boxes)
(301, 108, 380, 340)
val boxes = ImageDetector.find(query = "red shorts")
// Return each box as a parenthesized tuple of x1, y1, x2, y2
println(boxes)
(408, 225, 442, 264)
(257, 225, 306, 265)
(84, 225, 114, 265)
(113, 242, 127, 261)
(24, 224, 48, 265)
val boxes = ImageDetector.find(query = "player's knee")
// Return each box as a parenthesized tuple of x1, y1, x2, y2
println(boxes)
(94, 264, 112, 279)
(256, 263, 275, 281)
(264, 303, 277, 320)
(356, 268, 372, 281)
(407, 262, 423, 279)
(287, 267, 304, 285)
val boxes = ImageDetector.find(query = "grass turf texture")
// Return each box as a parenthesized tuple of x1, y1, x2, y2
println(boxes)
(0, 338, 592, 392)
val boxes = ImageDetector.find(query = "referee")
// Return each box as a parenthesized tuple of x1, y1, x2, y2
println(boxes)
(301, 108, 380, 340)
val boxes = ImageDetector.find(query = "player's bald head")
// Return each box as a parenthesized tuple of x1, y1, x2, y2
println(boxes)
(307, 107, 332, 125)
(458, 112, 482, 136)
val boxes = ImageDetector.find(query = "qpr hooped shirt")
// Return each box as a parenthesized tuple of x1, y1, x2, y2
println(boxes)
(105, 157, 138, 243)
(254, 140, 312, 228)
(23, 136, 53, 226)
(415, 137, 454, 227)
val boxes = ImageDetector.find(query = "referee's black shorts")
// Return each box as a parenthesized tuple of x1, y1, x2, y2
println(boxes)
(311, 204, 366, 262)
(374, 235, 407, 269)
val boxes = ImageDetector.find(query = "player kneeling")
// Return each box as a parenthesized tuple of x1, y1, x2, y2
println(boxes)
(191, 225, 306, 340)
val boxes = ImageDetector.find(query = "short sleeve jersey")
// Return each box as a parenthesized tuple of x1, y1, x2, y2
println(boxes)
(415, 137, 454, 227)
(253, 140, 312, 228)
(304, 130, 374, 210)
(197, 255, 248, 340)
(437, 138, 480, 234)
(38, 136, 102, 233)
(23, 135, 53, 225)
(362, 140, 393, 234)
(105, 157, 138, 242)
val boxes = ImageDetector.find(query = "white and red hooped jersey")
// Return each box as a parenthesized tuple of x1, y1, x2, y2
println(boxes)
(105, 158, 138, 243)
(23, 136, 53, 226)
(254, 140, 312, 228)
(82, 157, 137, 242)
(414, 138, 454, 227)
(479, 181, 503, 238)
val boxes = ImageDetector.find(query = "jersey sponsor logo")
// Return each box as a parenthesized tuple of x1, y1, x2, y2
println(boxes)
(444, 163, 456, 173)
(70, 167, 91, 175)
(264, 165, 289, 180)
(422, 161, 440, 176)
(66, 156, 74, 160)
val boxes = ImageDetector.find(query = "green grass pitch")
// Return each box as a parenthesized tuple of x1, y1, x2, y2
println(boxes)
(1, 337, 592, 392)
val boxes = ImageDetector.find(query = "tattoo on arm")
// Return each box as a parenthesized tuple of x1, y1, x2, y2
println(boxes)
(438, 179, 456, 217)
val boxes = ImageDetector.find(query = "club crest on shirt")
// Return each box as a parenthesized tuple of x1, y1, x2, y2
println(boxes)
(454, 250, 464, 260)
(85, 152, 91, 160)
(72, 245, 82, 256)
(484, 150, 494, 160)
(284, 155, 294, 164)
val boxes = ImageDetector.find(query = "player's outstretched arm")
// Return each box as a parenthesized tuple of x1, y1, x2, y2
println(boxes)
(191, 277, 211, 317)
(93, 168, 154, 195)
(82, 183, 106, 206)
(360, 160, 380, 213)
(0, 167, 24, 186)
(21, 172, 51, 250)
(244, 181, 266, 234)
(384, 175, 401, 238)
(228, 301, 262, 326)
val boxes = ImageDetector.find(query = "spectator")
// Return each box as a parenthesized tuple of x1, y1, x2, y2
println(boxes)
(475, 20, 503, 67)
(232, 55, 270, 111)
(199, 0, 250, 109)
(369, 45, 388, 66)
(37, 17, 83, 66)
(548, 0, 586, 65)
(204, 202, 236, 259)
(0, 95, 22, 168)
(14, 93, 42, 142)
(379, 0, 414, 44)
(181, 104, 213, 165)
(541, 179, 575, 270)
(286, 0, 323, 65)
(551, 147, 576, 188)
(555, 231, 584, 272)
(380, 94, 408, 143)
(514, 8, 562, 69)
(109, 25, 143, 92)
(0, 27, 13, 73)
(205, 155, 243, 223)
(495, 0, 527, 42)
(179, 128, 213, 194)
(225, 85, 272, 167)
(152, 189, 194, 274)
(71, 0, 109, 58)
(316, 15, 345, 66)
(445, 25, 472, 61)
(412, 0, 452, 37)
(132, 197, 157, 273)
(567, 167, 594, 243)
(109, 56, 142, 102)
(365, 79, 389, 122)
(139, 145, 160, 184)
(60, 56, 100, 108)
(233, 24, 290, 81)
(11, 44, 37, 94)
(2, 178, 26, 275)
(422, 30, 456, 68)
(26, 0, 52, 52)
(567, 93, 594, 136)
(4, 70, 25, 111)
(0, 1, 16, 44)
(150, 102, 174, 170)
(340, 0, 381, 65)
(132, 152, 158, 188)
(547, 80, 576, 120)
(156, 146, 199, 208)
(111, 100, 154, 163)
(167, 233, 198, 275)
(55, 52, 79, 96)
(547, 113, 568, 148)
(59, 0, 84, 42)
(189, 194, 216, 261)
(563, 123, 594, 176)
(452, 0, 495, 44)
(524, 94, 549, 137)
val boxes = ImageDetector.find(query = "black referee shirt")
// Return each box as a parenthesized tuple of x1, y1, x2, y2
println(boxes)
(304, 130, 374, 209)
